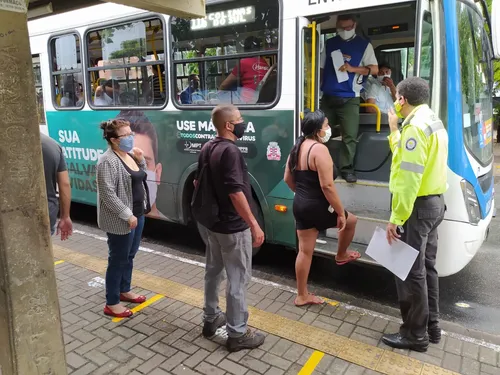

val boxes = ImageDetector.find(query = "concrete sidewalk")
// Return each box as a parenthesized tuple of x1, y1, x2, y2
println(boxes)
(53, 231, 500, 375)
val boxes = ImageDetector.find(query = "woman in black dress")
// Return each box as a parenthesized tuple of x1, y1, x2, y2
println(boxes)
(284, 110, 358, 306)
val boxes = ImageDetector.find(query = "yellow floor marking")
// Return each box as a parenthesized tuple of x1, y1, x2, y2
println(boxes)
(298, 351, 324, 375)
(54, 260, 65, 266)
(112, 294, 165, 323)
(53, 245, 459, 375)
(323, 297, 340, 307)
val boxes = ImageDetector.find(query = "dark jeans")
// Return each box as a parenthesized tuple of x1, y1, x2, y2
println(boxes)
(105, 215, 145, 305)
(396, 195, 445, 339)
(320, 95, 361, 174)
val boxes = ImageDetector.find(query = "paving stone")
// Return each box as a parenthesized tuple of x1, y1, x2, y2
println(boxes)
(184, 349, 210, 368)
(261, 353, 292, 371)
(239, 355, 271, 374)
(136, 353, 167, 374)
(481, 363, 500, 375)
(71, 329, 96, 344)
(353, 327, 383, 341)
(114, 326, 138, 338)
(98, 336, 123, 352)
(410, 351, 442, 367)
(129, 344, 156, 360)
(445, 337, 463, 355)
(107, 347, 132, 364)
(356, 315, 375, 329)
(161, 351, 190, 371)
(172, 364, 203, 375)
(480, 347, 499, 366)
(315, 354, 335, 373)
(269, 338, 294, 356)
(205, 346, 228, 365)
(149, 368, 173, 375)
(349, 332, 379, 347)
(442, 352, 462, 372)
(74, 338, 103, 356)
(196, 361, 226, 375)
(66, 352, 87, 369)
(299, 311, 318, 325)
(227, 349, 250, 362)
(461, 357, 481, 375)
(463, 342, 480, 360)
(343, 364, 366, 375)
(172, 338, 202, 355)
(113, 357, 145, 374)
(285, 364, 303, 375)
(263, 367, 285, 375)
(83, 349, 111, 367)
(337, 322, 356, 337)
(65, 340, 83, 354)
(139, 331, 168, 348)
(119, 333, 147, 350)
(282, 343, 306, 362)
(71, 363, 97, 375)
(344, 311, 362, 324)
(219, 359, 249, 375)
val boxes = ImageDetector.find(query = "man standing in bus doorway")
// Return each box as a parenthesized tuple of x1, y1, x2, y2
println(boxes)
(320, 14, 379, 183)
(383, 77, 448, 352)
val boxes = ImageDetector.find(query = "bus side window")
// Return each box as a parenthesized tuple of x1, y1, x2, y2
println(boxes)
(32, 55, 46, 125)
(86, 18, 167, 108)
(170, 0, 280, 107)
(49, 34, 84, 109)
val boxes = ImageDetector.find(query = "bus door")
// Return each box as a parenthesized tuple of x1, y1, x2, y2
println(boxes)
(296, 17, 320, 132)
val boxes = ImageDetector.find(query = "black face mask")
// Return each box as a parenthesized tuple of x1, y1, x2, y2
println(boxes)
(231, 122, 247, 139)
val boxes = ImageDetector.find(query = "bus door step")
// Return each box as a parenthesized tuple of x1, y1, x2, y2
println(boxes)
(314, 236, 378, 267)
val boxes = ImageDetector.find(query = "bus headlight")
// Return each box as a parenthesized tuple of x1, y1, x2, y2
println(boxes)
(460, 180, 480, 225)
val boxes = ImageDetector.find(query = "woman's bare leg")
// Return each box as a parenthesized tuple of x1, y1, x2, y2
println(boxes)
(336, 213, 358, 261)
(295, 228, 323, 305)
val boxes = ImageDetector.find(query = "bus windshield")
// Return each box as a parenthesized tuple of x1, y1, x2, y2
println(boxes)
(457, 2, 494, 166)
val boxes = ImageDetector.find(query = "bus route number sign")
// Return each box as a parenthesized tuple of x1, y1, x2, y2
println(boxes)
(190, 6, 256, 30)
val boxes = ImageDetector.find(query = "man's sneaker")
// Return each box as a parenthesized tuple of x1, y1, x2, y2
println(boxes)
(226, 328, 265, 352)
(428, 326, 442, 344)
(202, 313, 226, 338)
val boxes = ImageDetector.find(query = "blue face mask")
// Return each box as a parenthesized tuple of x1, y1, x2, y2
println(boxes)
(118, 135, 134, 152)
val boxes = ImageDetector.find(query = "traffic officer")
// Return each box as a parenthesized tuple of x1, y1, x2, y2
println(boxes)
(320, 14, 378, 183)
(382, 77, 448, 352)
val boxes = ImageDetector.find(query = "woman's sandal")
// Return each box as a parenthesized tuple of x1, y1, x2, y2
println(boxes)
(335, 250, 361, 266)
(120, 294, 147, 304)
(103, 305, 133, 318)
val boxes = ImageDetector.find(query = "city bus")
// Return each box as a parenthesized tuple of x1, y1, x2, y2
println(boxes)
(29, 0, 498, 276)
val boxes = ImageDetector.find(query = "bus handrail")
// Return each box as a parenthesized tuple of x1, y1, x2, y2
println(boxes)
(359, 103, 381, 133)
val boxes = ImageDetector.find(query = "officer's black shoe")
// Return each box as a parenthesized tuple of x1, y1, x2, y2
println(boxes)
(428, 326, 442, 344)
(342, 172, 357, 183)
(382, 332, 429, 352)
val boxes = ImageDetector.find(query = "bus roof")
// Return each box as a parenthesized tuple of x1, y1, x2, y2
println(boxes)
(27, 3, 147, 36)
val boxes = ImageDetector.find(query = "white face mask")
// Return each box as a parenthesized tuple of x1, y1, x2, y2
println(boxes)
(146, 170, 158, 206)
(320, 127, 332, 144)
(377, 74, 391, 82)
(337, 29, 355, 41)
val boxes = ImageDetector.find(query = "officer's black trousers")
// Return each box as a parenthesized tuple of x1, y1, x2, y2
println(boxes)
(396, 195, 446, 340)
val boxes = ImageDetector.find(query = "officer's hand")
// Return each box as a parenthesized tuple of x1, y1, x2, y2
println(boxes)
(386, 223, 401, 245)
(388, 109, 399, 133)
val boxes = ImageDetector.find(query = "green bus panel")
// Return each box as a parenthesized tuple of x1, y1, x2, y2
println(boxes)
(46, 109, 296, 247)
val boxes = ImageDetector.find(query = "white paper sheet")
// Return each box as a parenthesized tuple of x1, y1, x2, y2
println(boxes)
(365, 227, 419, 281)
(331, 49, 349, 83)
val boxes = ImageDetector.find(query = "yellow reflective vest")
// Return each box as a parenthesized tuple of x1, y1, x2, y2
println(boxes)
(388, 104, 448, 225)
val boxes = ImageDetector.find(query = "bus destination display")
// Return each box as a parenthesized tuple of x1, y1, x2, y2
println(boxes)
(190, 6, 256, 30)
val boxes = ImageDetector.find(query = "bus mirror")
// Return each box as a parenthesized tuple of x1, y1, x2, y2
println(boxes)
(492, 0, 500, 59)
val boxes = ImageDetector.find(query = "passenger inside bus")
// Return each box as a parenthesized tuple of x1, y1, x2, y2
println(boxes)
(219, 36, 270, 103)
(180, 74, 204, 104)
(94, 79, 121, 106)
(361, 62, 397, 114)
(149, 65, 166, 106)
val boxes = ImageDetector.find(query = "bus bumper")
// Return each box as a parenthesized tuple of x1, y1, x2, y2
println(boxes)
(436, 204, 494, 277)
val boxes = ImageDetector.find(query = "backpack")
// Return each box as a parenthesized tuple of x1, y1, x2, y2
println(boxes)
(191, 142, 222, 230)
